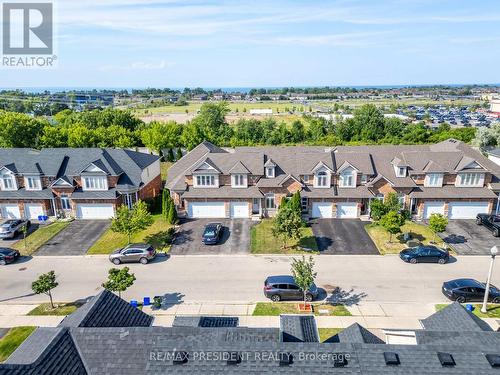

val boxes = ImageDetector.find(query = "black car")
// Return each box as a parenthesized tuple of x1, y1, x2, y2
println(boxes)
(476, 214, 500, 237)
(0, 247, 20, 265)
(202, 223, 223, 245)
(399, 245, 449, 264)
(442, 278, 500, 303)
(263, 275, 319, 302)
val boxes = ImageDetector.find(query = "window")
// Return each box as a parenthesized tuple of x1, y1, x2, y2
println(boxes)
(265, 194, 275, 209)
(232, 174, 247, 188)
(457, 172, 483, 187)
(425, 173, 443, 187)
(396, 167, 407, 177)
(60, 194, 71, 210)
(302, 175, 310, 183)
(25, 176, 41, 191)
(339, 169, 355, 187)
(301, 197, 308, 212)
(1, 174, 15, 190)
(195, 175, 216, 187)
(398, 194, 405, 206)
(360, 174, 368, 184)
(315, 171, 329, 187)
(266, 167, 275, 178)
(83, 176, 107, 190)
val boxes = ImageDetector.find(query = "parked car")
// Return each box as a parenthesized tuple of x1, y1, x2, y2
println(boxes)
(263, 275, 319, 302)
(0, 247, 20, 265)
(442, 278, 500, 303)
(0, 219, 30, 240)
(476, 214, 500, 237)
(399, 245, 449, 264)
(202, 223, 223, 245)
(109, 243, 156, 265)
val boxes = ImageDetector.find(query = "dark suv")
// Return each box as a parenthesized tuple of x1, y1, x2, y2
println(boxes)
(109, 244, 156, 265)
(263, 275, 319, 302)
(202, 223, 223, 245)
(476, 214, 500, 237)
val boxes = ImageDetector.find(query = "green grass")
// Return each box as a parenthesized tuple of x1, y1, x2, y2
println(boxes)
(12, 221, 70, 256)
(252, 302, 351, 317)
(436, 303, 500, 318)
(27, 302, 80, 316)
(365, 221, 444, 255)
(250, 219, 319, 254)
(318, 328, 342, 342)
(0, 326, 36, 362)
(87, 214, 173, 254)
(160, 161, 173, 181)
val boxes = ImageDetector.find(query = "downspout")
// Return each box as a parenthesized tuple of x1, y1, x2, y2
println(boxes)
(496, 194, 500, 215)
(51, 198, 57, 218)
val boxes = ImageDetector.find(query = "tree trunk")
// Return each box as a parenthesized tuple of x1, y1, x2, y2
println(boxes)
(48, 290, 54, 309)
(118, 291, 121, 298)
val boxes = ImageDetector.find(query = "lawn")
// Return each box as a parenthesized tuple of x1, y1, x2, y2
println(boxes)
(27, 302, 80, 316)
(12, 221, 70, 256)
(318, 328, 342, 342)
(436, 303, 500, 319)
(0, 326, 36, 362)
(87, 214, 173, 254)
(252, 302, 351, 317)
(250, 219, 319, 254)
(365, 221, 444, 255)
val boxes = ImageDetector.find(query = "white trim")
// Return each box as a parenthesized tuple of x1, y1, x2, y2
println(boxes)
(265, 166, 275, 178)
(24, 176, 42, 191)
(51, 177, 73, 187)
(194, 174, 219, 188)
(80, 162, 106, 174)
(455, 172, 484, 187)
(0, 170, 17, 191)
(82, 176, 108, 191)
(424, 173, 443, 187)
(231, 174, 248, 188)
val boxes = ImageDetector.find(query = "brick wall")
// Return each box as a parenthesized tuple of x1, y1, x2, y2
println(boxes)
(139, 174, 162, 200)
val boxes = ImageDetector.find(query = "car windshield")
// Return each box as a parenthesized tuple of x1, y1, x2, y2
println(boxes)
(0, 223, 11, 228)
(0, 249, 11, 255)
(204, 228, 216, 237)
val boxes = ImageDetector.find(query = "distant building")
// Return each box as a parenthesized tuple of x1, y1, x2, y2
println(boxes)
(249, 108, 273, 115)
(490, 99, 500, 117)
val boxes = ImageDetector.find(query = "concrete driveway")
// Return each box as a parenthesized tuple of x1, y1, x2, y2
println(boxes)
(35, 220, 110, 256)
(170, 219, 253, 255)
(311, 219, 379, 255)
(441, 220, 500, 255)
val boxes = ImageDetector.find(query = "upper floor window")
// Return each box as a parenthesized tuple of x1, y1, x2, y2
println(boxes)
(457, 172, 483, 187)
(232, 174, 247, 188)
(424, 173, 443, 187)
(266, 167, 275, 178)
(25, 176, 42, 191)
(315, 171, 329, 187)
(301, 197, 308, 212)
(83, 176, 107, 190)
(339, 168, 355, 187)
(195, 175, 217, 187)
(302, 175, 310, 183)
(0, 173, 16, 191)
(360, 174, 368, 184)
(396, 167, 407, 177)
(265, 194, 275, 209)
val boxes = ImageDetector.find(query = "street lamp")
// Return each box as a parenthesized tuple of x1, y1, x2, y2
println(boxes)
(481, 245, 498, 314)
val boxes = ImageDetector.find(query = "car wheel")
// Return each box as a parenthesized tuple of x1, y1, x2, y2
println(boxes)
(139, 257, 148, 265)
(456, 296, 466, 303)
(492, 297, 500, 304)
(305, 294, 313, 302)
(271, 295, 281, 302)
(438, 258, 446, 265)
(476, 218, 482, 225)
(0, 260, 6, 266)
(495, 229, 500, 238)
(112, 258, 121, 265)
(410, 258, 417, 264)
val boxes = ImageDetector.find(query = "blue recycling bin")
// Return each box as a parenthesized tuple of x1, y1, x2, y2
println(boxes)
(143, 297, 151, 306)
(465, 304, 474, 312)
(130, 300, 138, 308)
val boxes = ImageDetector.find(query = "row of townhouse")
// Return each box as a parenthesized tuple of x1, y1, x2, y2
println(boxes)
(166, 139, 500, 220)
(0, 148, 161, 220)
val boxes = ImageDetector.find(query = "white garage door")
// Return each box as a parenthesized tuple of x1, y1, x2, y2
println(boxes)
(76, 204, 115, 219)
(337, 202, 358, 218)
(423, 202, 445, 219)
(312, 202, 333, 218)
(449, 202, 490, 219)
(0, 204, 21, 219)
(24, 204, 44, 219)
(188, 202, 226, 218)
(230, 202, 249, 218)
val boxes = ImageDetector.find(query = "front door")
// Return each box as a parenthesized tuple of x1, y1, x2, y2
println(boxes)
(252, 198, 260, 214)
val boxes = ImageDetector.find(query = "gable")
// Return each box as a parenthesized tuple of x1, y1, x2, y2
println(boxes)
(51, 177, 73, 187)
(81, 162, 106, 174)
(337, 161, 359, 174)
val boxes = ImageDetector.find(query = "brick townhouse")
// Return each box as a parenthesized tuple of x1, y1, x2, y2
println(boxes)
(0, 148, 161, 220)
(166, 139, 500, 220)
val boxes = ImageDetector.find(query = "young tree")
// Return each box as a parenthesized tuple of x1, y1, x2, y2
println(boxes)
(176, 148, 183, 160)
(162, 189, 171, 219)
(369, 199, 387, 221)
(272, 205, 303, 249)
(111, 200, 154, 244)
(167, 201, 178, 225)
(102, 267, 136, 298)
(385, 192, 402, 213)
(166, 148, 175, 162)
(428, 213, 448, 243)
(291, 256, 317, 303)
(32, 271, 58, 308)
(379, 211, 404, 243)
(288, 191, 302, 215)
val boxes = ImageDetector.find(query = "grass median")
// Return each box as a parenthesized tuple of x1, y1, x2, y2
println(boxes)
(252, 302, 351, 316)
(12, 221, 70, 256)
(0, 326, 36, 362)
(435, 303, 500, 318)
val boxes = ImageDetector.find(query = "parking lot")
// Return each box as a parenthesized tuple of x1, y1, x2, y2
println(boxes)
(170, 219, 253, 255)
(441, 220, 500, 255)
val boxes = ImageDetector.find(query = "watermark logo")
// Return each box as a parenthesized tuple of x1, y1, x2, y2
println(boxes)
(2, 2, 56, 68)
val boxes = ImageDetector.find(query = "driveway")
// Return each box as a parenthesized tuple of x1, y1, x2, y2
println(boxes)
(441, 220, 500, 255)
(35, 220, 110, 256)
(170, 219, 253, 255)
(310, 219, 379, 255)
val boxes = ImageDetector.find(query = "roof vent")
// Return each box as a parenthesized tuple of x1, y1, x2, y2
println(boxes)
(333, 355, 348, 368)
(486, 354, 500, 367)
(384, 352, 400, 366)
(437, 352, 455, 367)
(279, 352, 293, 366)
(172, 351, 189, 365)
(226, 352, 242, 366)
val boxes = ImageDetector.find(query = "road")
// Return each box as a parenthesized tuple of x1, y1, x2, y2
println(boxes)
(1, 255, 499, 305)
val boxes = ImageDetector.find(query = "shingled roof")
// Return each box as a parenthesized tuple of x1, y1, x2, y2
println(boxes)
(420, 302, 493, 332)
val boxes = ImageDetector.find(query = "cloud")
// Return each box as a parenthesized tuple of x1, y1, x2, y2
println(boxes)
(99, 60, 175, 71)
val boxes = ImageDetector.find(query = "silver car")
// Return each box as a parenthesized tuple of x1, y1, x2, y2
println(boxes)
(109, 243, 156, 265)
(0, 220, 30, 239)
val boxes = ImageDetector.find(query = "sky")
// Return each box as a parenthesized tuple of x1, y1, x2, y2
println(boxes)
(1, 0, 500, 88)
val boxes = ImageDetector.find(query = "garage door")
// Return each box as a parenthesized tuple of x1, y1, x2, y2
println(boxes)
(449, 202, 490, 219)
(230, 202, 249, 218)
(423, 202, 445, 219)
(337, 202, 358, 218)
(188, 202, 226, 218)
(76, 204, 115, 219)
(0, 204, 21, 219)
(24, 204, 44, 219)
(312, 202, 333, 218)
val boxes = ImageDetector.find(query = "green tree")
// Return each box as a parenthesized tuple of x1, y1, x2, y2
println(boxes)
(176, 148, 183, 160)
(166, 148, 175, 162)
(353, 104, 385, 142)
(32, 271, 58, 308)
(385, 192, 402, 212)
(167, 202, 178, 225)
(111, 200, 154, 243)
(272, 205, 303, 249)
(288, 191, 302, 215)
(379, 211, 404, 243)
(140, 121, 181, 154)
(102, 267, 136, 298)
(162, 189, 171, 219)
(291, 256, 317, 303)
(428, 213, 448, 243)
(369, 199, 387, 221)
